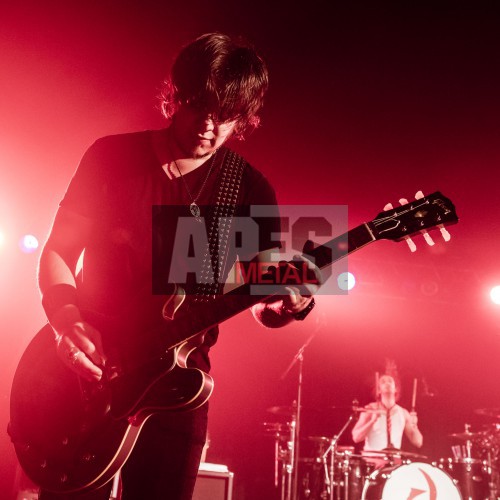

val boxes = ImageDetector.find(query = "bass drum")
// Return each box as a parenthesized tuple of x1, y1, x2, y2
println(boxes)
(361, 462, 462, 499)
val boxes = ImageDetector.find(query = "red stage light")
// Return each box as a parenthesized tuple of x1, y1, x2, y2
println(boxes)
(19, 234, 39, 254)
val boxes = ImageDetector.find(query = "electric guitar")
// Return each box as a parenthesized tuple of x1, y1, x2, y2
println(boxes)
(8, 191, 458, 493)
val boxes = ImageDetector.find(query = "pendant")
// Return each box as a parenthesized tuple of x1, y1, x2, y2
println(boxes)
(190, 202, 202, 222)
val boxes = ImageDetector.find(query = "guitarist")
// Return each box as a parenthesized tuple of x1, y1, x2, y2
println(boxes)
(36, 32, 321, 499)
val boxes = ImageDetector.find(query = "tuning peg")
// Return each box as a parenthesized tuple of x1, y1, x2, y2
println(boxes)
(422, 232, 435, 246)
(414, 190, 451, 242)
(419, 191, 451, 241)
(397, 198, 417, 252)
(405, 194, 436, 246)
(405, 237, 417, 252)
(439, 225, 451, 241)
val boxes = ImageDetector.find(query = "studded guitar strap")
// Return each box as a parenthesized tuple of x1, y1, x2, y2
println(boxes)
(193, 147, 247, 302)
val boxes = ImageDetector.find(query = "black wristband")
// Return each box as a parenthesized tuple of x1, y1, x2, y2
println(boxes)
(292, 297, 315, 321)
(42, 284, 78, 322)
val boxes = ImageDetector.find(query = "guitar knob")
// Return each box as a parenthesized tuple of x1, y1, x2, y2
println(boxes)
(81, 451, 95, 463)
(60, 473, 68, 483)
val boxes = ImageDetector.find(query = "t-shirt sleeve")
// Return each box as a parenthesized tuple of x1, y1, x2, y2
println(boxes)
(59, 138, 110, 219)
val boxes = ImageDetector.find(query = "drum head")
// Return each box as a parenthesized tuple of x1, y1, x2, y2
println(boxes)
(363, 461, 462, 499)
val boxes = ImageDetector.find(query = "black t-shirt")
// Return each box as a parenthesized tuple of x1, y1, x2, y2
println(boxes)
(60, 129, 280, 372)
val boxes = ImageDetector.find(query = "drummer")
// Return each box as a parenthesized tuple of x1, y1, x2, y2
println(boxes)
(351, 362, 423, 468)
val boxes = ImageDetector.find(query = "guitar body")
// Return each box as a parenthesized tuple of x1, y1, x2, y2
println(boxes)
(9, 317, 214, 493)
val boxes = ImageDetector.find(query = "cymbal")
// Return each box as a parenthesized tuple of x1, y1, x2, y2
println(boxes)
(307, 436, 331, 443)
(263, 422, 291, 433)
(267, 405, 297, 416)
(475, 408, 500, 419)
(363, 448, 428, 460)
(448, 431, 486, 441)
(336, 445, 356, 452)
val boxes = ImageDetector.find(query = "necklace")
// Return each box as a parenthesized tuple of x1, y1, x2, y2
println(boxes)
(172, 149, 218, 222)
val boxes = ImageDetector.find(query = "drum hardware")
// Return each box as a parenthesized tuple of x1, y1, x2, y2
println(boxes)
(443, 421, 500, 499)
(436, 457, 493, 500)
(263, 422, 293, 434)
(479, 423, 500, 454)
(362, 462, 462, 499)
(263, 417, 297, 500)
(335, 453, 374, 500)
(319, 408, 359, 500)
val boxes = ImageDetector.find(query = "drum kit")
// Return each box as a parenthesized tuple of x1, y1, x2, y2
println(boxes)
(263, 406, 500, 500)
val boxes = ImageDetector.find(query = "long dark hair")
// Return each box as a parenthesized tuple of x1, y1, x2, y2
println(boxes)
(159, 32, 269, 139)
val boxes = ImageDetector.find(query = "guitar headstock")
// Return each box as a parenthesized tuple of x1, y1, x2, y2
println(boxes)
(370, 191, 458, 251)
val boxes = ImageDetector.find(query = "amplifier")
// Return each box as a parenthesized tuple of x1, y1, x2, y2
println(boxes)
(192, 462, 234, 500)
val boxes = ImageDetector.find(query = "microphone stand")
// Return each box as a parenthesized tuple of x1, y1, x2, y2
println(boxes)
(322, 410, 356, 500)
(280, 333, 315, 500)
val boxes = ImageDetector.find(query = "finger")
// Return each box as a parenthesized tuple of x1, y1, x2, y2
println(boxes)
(72, 322, 106, 366)
(71, 352, 103, 382)
(91, 333, 107, 366)
(57, 340, 103, 382)
(56, 324, 105, 375)
(293, 255, 323, 287)
(284, 286, 303, 306)
(283, 287, 313, 312)
(302, 255, 324, 285)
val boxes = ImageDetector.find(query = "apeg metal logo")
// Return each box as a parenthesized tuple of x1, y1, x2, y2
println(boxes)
(152, 205, 348, 295)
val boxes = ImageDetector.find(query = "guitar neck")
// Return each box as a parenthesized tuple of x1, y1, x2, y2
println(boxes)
(306, 222, 376, 270)
(165, 222, 376, 349)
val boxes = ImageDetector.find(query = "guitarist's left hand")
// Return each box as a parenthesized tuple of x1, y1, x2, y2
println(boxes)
(251, 249, 323, 327)
(281, 254, 322, 315)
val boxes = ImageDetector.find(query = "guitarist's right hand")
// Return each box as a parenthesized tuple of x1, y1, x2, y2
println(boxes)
(52, 306, 107, 382)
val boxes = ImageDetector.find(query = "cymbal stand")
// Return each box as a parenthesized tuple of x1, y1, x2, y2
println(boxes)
(280, 334, 315, 500)
(322, 412, 356, 500)
(277, 417, 296, 500)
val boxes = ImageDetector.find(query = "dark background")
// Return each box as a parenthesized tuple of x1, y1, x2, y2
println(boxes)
(2, 1, 500, 498)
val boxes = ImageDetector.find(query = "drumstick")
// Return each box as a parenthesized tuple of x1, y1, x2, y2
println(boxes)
(411, 378, 417, 411)
(375, 372, 379, 399)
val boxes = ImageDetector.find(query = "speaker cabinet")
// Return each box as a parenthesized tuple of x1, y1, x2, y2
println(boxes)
(192, 463, 234, 500)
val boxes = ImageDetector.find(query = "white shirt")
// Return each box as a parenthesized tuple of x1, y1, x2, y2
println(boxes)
(364, 404, 406, 451)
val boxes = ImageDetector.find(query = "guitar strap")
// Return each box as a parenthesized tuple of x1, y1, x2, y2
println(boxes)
(193, 147, 247, 303)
